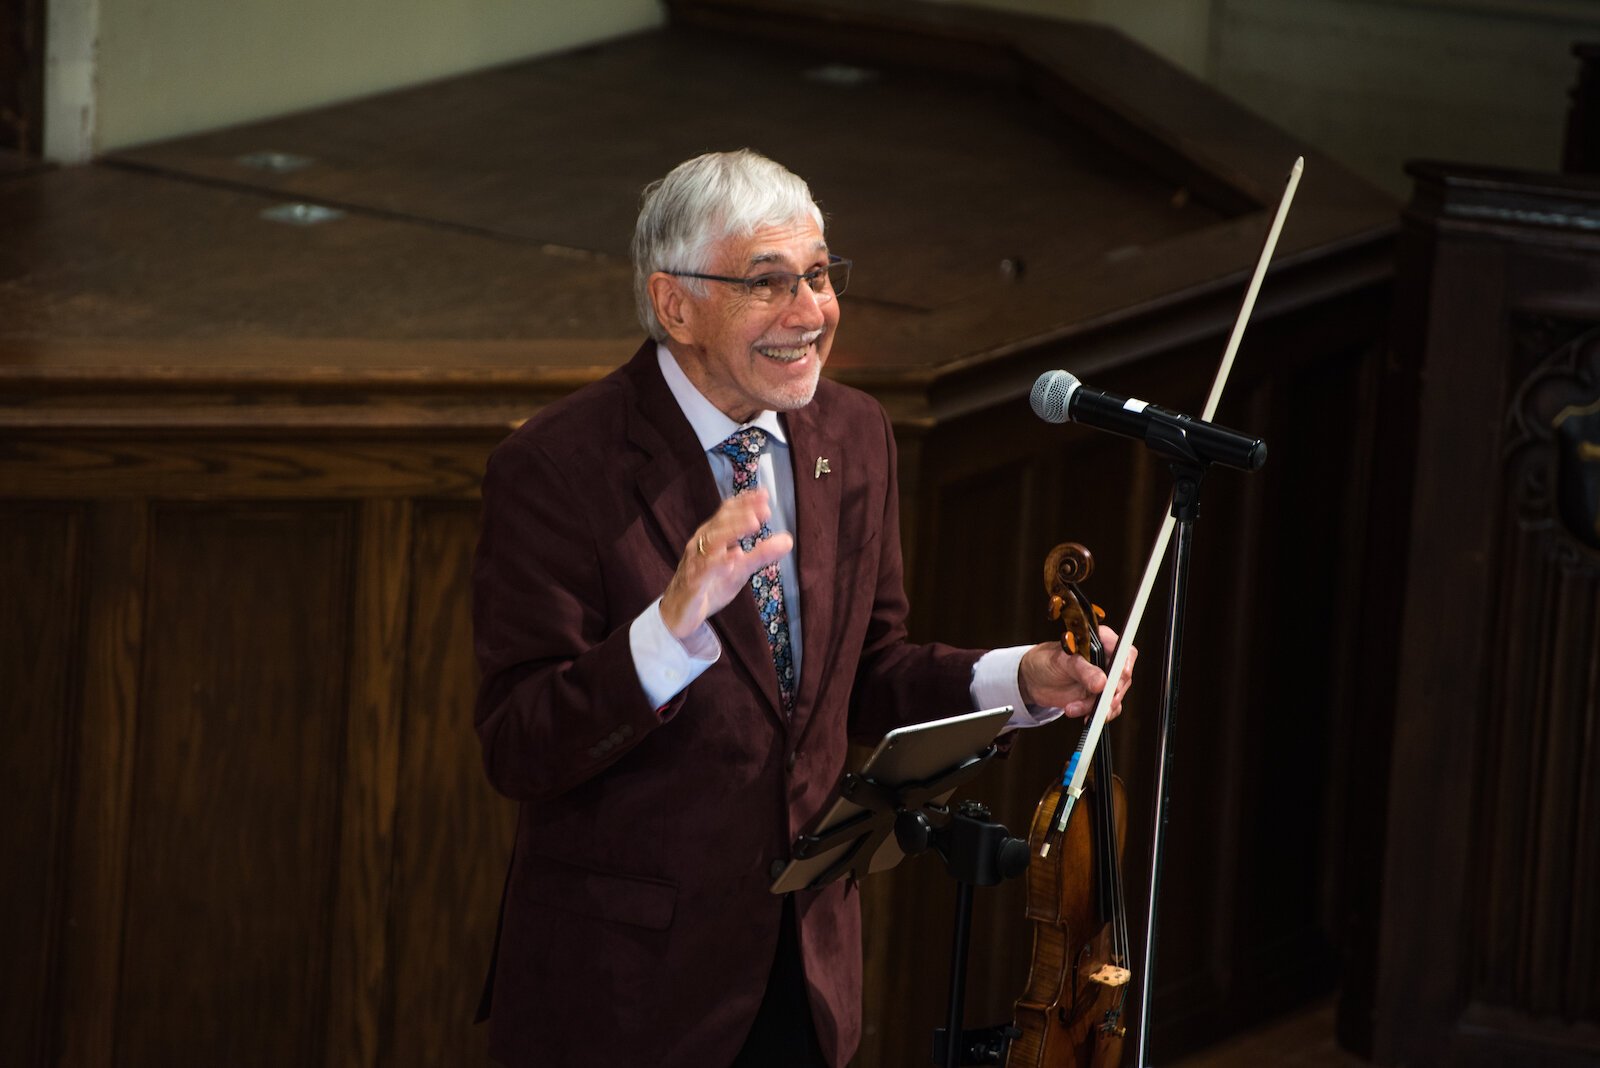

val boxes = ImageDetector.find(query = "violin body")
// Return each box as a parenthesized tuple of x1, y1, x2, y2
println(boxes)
(1007, 759, 1128, 1068)
(1008, 542, 1131, 1068)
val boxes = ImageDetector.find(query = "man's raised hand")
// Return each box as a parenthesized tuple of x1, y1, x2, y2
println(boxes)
(660, 489, 792, 640)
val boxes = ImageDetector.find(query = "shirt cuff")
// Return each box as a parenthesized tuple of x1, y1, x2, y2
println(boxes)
(630, 598, 721, 710)
(971, 645, 1064, 730)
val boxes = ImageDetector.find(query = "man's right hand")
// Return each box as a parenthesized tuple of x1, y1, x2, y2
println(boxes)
(660, 489, 793, 640)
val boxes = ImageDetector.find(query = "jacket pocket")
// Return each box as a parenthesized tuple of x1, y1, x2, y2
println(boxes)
(520, 854, 677, 930)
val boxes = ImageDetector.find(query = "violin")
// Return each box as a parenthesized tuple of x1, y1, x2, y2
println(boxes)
(1007, 543, 1131, 1068)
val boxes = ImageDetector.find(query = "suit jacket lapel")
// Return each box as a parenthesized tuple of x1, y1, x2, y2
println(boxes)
(625, 344, 785, 720)
(783, 399, 842, 740)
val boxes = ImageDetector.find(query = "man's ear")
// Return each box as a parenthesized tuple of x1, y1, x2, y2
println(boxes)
(648, 273, 697, 346)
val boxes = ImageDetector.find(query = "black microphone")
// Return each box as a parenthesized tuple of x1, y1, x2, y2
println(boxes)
(1030, 370, 1267, 472)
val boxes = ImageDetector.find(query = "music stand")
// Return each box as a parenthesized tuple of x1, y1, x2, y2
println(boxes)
(769, 706, 1029, 1068)
(768, 706, 1014, 894)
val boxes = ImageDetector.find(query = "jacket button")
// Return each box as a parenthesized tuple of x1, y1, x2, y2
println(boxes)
(769, 859, 787, 880)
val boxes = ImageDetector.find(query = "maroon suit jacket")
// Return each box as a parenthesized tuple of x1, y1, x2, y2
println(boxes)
(473, 342, 982, 1067)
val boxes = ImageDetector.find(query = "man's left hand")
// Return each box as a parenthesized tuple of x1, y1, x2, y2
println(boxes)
(1018, 627, 1136, 719)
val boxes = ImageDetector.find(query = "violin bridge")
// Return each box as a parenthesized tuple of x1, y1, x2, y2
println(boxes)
(1088, 963, 1131, 988)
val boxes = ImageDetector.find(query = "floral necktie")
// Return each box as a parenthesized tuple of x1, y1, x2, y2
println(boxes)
(713, 427, 796, 715)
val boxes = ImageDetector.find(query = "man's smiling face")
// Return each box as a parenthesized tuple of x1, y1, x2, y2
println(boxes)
(660, 217, 839, 423)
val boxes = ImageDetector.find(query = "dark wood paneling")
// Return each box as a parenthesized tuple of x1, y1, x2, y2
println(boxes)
(0, 439, 488, 500)
(1563, 44, 1600, 175)
(0, 146, 49, 180)
(115, 504, 352, 1067)
(0, 504, 81, 1066)
(325, 500, 414, 1068)
(1472, 325, 1600, 1023)
(0, 0, 44, 154)
(1206, 347, 1362, 1011)
(385, 503, 515, 1066)
(56, 502, 148, 1068)
(1343, 164, 1600, 1067)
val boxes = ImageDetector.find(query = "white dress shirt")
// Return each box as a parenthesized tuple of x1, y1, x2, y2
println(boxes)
(630, 344, 1058, 729)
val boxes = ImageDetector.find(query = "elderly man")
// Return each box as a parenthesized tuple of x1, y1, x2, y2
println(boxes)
(472, 149, 1133, 1068)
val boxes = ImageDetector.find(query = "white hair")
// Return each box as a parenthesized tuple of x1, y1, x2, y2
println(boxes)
(632, 149, 826, 341)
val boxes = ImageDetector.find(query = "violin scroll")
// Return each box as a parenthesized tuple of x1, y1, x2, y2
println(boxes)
(1044, 541, 1094, 590)
(1043, 542, 1107, 663)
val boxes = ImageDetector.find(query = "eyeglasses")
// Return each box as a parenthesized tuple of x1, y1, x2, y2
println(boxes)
(666, 255, 851, 305)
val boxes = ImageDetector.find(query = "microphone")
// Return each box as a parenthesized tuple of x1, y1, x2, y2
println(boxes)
(1030, 370, 1267, 472)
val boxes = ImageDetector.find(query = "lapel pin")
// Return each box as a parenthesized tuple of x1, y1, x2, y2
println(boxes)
(815, 457, 831, 479)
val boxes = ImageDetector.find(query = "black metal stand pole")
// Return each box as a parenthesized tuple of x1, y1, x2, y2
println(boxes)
(943, 880, 976, 1068)
(1133, 464, 1204, 1068)
(902, 800, 1030, 1067)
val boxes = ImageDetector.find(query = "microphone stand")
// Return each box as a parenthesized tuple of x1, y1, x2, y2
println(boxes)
(1133, 458, 1205, 1068)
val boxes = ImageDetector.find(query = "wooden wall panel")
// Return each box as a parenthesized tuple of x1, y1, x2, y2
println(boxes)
(1192, 346, 1365, 1011)
(114, 504, 352, 1067)
(1343, 165, 1600, 1067)
(0, 440, 487, 501)
(385, 502, 515, 1067)
(0, 0, 44, 154)
(0, 505, 81, 1067)
(326, 499, 413, 1068)
(1472, 326, 1600, 1025)
(56, 502, 148, 1068)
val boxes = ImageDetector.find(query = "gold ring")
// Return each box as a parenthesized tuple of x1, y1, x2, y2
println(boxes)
(697, 533, 707, 556)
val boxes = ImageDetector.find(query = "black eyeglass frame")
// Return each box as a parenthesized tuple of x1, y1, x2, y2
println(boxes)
(665, 254, 851, 301)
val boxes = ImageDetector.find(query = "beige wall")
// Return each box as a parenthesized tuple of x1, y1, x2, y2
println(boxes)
(1211, 0, 1600, 196)
(47, 0, 663, 159)
(944, 0, 1599, 197)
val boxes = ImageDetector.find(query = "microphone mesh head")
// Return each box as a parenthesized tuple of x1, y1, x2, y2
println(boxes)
(1029, 370, 1080, 424)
